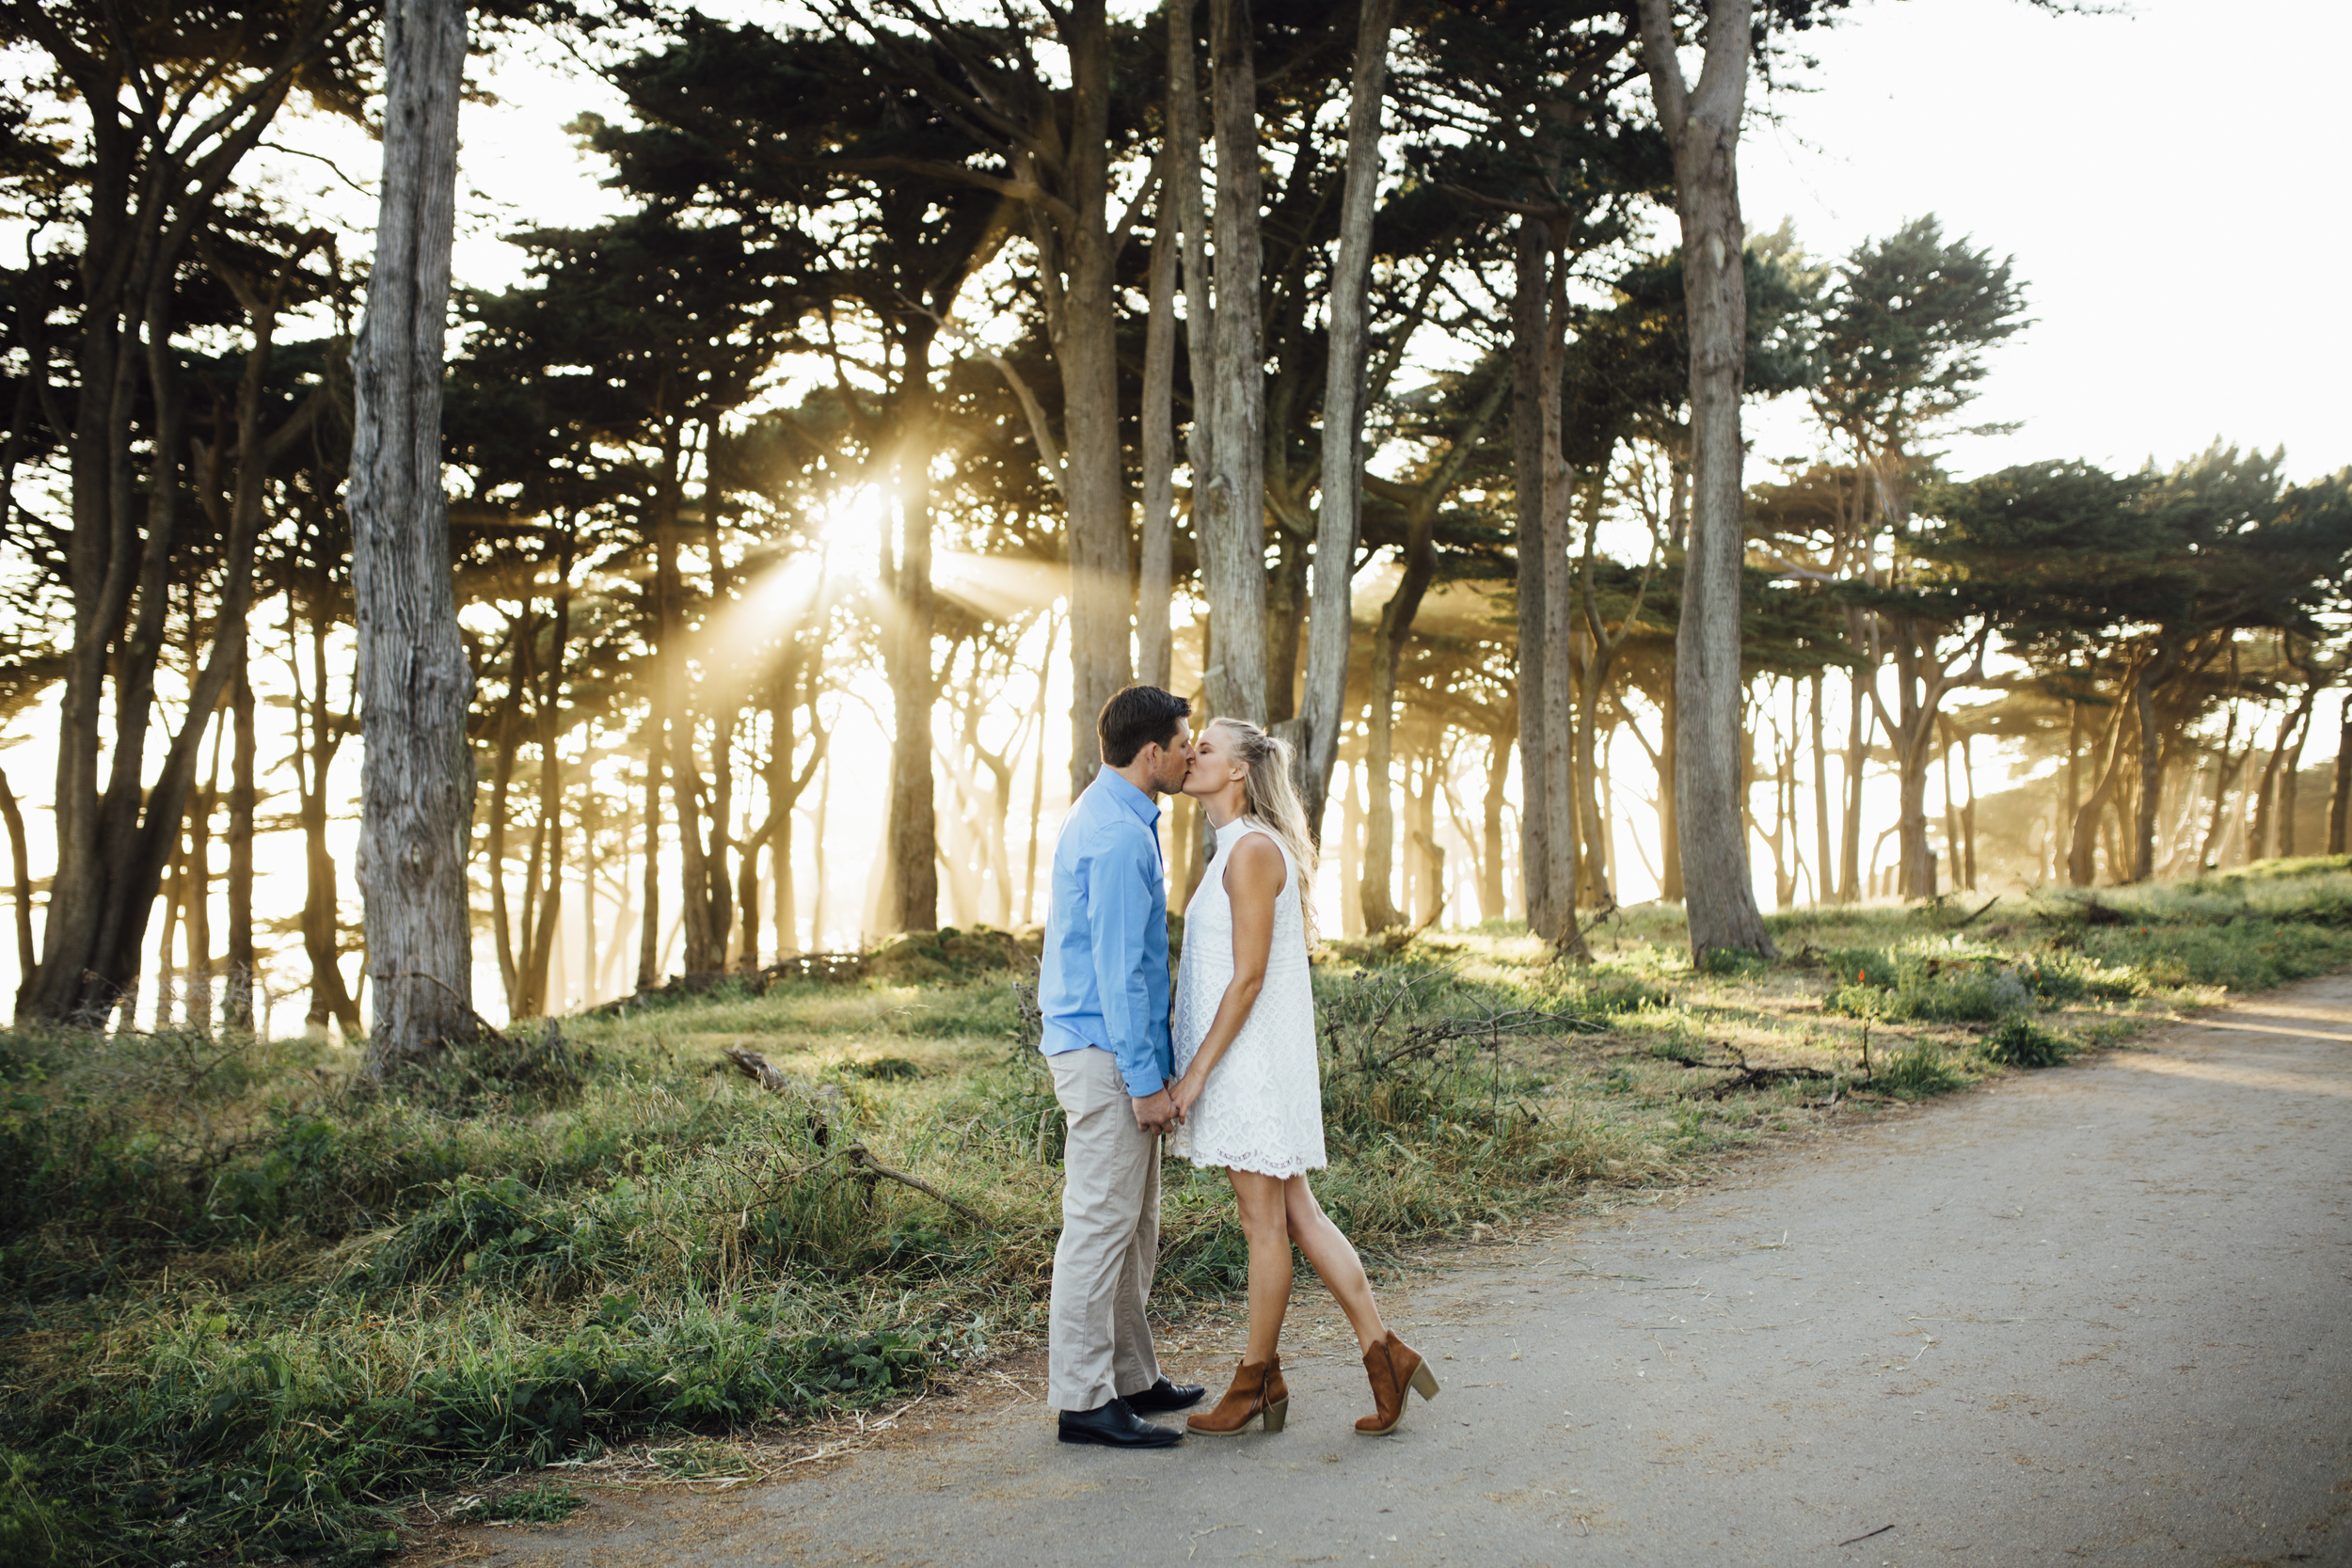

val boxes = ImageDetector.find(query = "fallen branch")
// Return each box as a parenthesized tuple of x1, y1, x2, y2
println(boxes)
(1952, 895, 2001, 930)
(843, 1144, 985, 1227)
(720, 1048, 979, 1224)
(1683, 1046, 1837, 1101)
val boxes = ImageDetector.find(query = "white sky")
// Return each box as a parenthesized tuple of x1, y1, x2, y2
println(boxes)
(1741, 0, 2352, 483)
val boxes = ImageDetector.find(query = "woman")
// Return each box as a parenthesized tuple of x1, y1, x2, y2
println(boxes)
(1168, 718, 1438, 1437)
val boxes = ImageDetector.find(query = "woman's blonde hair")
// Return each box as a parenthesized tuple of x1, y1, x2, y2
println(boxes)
(1206, 718, 1320, 945)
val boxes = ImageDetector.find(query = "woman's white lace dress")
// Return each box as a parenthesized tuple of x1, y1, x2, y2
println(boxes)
(1171, 817, 1327, 1178)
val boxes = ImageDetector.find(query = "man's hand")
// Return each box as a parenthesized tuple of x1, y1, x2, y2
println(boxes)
(1130, 1087, 1179, 1134)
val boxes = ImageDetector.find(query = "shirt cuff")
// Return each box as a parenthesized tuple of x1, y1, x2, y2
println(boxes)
(1117, 1056, 1165, 1099)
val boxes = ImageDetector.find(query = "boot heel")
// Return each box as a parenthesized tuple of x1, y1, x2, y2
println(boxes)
(1262, 1398, 1288, 1433)
(1408, 1363, 1439, 1402)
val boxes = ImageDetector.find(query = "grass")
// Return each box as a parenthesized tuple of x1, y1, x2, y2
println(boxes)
(7, 859, 2352, 1564)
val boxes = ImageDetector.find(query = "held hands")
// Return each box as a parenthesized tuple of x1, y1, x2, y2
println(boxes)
(1130, 1087, 1181, 1135)
(1167, 1069, 1205, 1124)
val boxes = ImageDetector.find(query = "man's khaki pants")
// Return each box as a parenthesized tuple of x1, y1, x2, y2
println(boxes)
(1047, 1046, 1164, 1413)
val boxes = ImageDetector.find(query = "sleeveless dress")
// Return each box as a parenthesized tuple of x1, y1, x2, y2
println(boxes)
(1170, 817, 1327, 1178)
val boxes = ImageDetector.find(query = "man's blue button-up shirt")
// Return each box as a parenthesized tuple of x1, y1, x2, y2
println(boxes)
(1039, 769, 1172, 1099)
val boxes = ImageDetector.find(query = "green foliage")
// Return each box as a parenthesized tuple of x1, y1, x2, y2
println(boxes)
(0, 1449, 74, 1567)
(1875, 1042, 1964, 1099)
(475, 1485, 584, 1524)
(1980, 1018, 2070, 1069)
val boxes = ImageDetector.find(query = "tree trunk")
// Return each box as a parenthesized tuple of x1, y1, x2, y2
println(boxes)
(1809, 673, 1833, 906)
(351, 0, 475, 1074)
(1482, 735, 1509, 923)
(1636, 0, 1772, 959)
(226, 651, 257, 1031)
(1959, 728, 1979, 890)
(185, 751, 215, 1034)
(0, 768, 32, 985)
(1512, 217, 1555, 941)
(2068, 693, 2132, 885)
(883, 322, 941, 931)
(1060, 0, 1136, 787)
(1136, 182, 1179, 690)
(1537, 324, 1581, 945)
(1838, 673, 1865, 902)
(636, 733, 663, 988)
(2130, 644, 2185, 881)
(1340, 766, 1364, 936)
(1289, 0, 1393, 830)
(2328, 711, 2352, 856)
(1198, 0, 1268, 723)
(294, 599, 360, 1036)
(1659, 681, 1683, 901)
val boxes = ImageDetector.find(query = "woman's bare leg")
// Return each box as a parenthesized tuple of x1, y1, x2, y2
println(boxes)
(1227, 1168, 1294, 1364)
(1281, 1174, 1389, 1355)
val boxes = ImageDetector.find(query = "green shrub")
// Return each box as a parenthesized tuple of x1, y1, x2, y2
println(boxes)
(1980, 1018, 2071, 1069)
(475, 1484, 584, 1524)
(0, 1449, 75, 1567)
(1875, 1042, 1964, 1099)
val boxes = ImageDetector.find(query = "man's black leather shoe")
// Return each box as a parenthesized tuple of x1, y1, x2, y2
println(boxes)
(1057, 1397, 1184, 1447)
(1122, 1377, 1207, 1415)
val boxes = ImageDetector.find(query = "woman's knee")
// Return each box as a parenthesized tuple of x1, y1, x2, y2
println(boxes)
(1281, 1179, 1329, 1237)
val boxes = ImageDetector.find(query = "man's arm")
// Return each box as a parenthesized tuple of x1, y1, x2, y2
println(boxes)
(1087, 824, 1173, 1129)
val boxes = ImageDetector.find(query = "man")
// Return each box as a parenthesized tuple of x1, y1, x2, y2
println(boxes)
(1039, 685, 1206, 1448)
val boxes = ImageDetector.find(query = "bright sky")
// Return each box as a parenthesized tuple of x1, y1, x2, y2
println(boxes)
(1741, 0, 2352, 484)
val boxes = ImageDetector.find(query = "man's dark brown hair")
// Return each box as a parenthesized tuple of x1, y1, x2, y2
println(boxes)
(1097, 685, 1191, 768)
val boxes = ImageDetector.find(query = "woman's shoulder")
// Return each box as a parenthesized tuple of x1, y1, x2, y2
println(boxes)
(1220, 827, 1288, 892)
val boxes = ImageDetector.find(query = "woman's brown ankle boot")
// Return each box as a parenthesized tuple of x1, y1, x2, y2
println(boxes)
(1355, 1332, 1438, 1435)
(1187, 1354, 1290, 1435)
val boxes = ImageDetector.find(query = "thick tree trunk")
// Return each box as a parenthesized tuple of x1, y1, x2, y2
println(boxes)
(1060, 0, 1136, 786)
(1636, 0, 1772, 959)
(1289, 0, 1393, 830)
(1537, 346, 1581, 945)
(1512, 217, 1555, 940)
(1199, 0, 1268, 723)
(351, 0, 475, 1073)
(883, 323, 941, 931)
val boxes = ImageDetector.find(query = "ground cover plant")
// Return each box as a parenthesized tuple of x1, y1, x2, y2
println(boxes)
(7, 863, 2352, 1565)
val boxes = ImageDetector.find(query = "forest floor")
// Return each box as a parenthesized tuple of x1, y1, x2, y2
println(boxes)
(429, 969, 2352, 1568)
(8, 862, 2352, 1565)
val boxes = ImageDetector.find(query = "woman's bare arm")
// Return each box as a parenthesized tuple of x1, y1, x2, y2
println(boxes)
(1170, 833, 1286, 1119)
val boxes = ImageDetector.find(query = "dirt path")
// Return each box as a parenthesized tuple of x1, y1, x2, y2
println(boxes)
(453, 975, 2352, 1568)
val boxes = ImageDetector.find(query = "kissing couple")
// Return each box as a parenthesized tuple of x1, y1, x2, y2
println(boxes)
(1036, 685, 1439, 1448)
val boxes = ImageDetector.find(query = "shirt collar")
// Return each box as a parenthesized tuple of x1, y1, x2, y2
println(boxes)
(1090, 768, 1162, 829)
